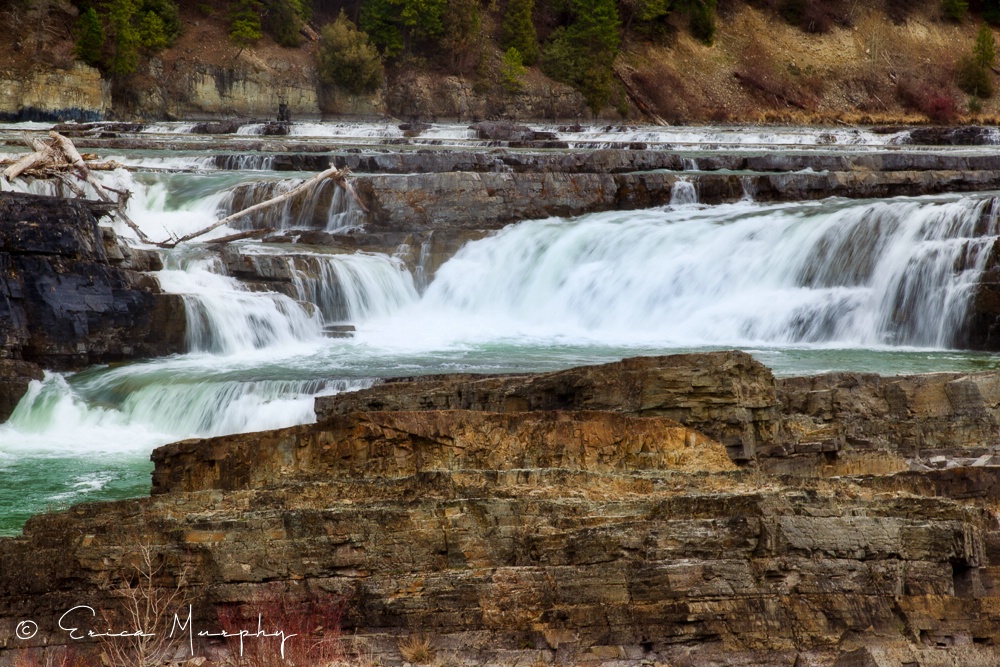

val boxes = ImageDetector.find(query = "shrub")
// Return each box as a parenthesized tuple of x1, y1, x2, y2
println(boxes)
(500, 46, 526, 93)
(501, 0, 539, 65)
(688, 0, 716, 44)
(318, 12, 384, 94)
(74, 7, 105, 66)
(957, 55, 993, 98)
(941, 0, 968, 22)
(924, 93, 958, 123)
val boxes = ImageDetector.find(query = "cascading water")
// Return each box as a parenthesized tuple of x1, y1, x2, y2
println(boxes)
(669, 178, 698, 205)
(404, 196, 998, 349)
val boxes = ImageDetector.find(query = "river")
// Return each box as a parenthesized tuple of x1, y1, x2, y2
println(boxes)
(1, 121, 999, 534)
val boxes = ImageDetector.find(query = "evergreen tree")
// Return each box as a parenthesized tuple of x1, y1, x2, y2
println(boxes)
(687, 0, 715, 45)
(265, 0, 307, 47)
(541, 0, 620, 111)
(229, 0, 263, 54)
(318, 11, 384, 94)
(360, 0, 404, 58)
(75, 7, 105, 66)
(500, 0, 538, 66)
(500, 46, 526, 92)
(138, 9, 168, 49)
(443, 0, 482, 72)
(941, 0, 968, 22)
(975, 23, 996, 70)
(141, 0, 180, 44)
(104, 0, 141, 76)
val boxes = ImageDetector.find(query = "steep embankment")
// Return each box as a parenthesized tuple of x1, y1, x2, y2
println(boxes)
(0, 1, 995, 123)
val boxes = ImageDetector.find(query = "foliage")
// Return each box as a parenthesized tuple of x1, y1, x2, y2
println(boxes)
(318, 12, 384, 94)
(138, 10, 168, 48)
(957, 55, 993, 98)
(442, 0, 482, 72)
(974, 23, 996, 69)
(500, 46, 526, 92)
(140, 0, 179, 44)
(229, 0, 263, 53)
(501, 0, 538, 66)
(360, 0, 404, 58)
(264, 0, 309, 47)
(74, 6, 105, 66)
(541, 0, 620, 112)
(941, 0, 968, 22)
(359, 0, 447, 59)
(104, 0, 142, 75)
(686, 0, 715, 44)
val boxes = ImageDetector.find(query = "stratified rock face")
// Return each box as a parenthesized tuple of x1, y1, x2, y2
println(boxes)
(355, 170, 1000, 232)
(7, 352, 1000, 667)
(774, 371, 1000, 473)
(315, 351, 780, 461)
(151, 409, 734, 495)
(0, 192, 186, 369)
(0, 64, 109, 122)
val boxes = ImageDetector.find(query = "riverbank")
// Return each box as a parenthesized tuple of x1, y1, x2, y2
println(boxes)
(3, 2, 1000, 125)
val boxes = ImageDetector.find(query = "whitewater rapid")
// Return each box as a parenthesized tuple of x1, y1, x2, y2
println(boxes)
(2, 143, 1000, 533)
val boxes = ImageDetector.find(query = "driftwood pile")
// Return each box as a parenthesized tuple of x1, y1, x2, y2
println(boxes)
(1, 131, 152, 243)
(2, 131, 365, 247)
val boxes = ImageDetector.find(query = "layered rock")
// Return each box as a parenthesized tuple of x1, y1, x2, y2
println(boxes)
(0, 63, 108, 122)
(0, 192, 186, 370)
(6, 352, 1000, 666)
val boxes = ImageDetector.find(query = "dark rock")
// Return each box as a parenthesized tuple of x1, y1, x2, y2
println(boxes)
(904, 125, 996, 146)
(259, 121, 290, 136)
(469, 121, 538, 142)
(189, 120, 245, 134)
(0, 359, 42, 422)
(0, 192, 186, 369)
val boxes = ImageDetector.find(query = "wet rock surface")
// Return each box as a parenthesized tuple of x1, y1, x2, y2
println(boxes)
(0, 192, 186, 370)
(6, 352, 1000, 666)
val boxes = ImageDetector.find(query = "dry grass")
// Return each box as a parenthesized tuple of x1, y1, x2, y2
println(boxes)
(398, 635, 435, 665)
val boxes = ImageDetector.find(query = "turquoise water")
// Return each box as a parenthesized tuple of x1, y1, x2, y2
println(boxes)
(3, 124, 1000, 535)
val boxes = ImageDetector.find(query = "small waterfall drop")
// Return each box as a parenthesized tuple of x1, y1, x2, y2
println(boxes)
(157, 250, 323, 354)
(415, 196, 999, 348)
(670, 177, 698, 205)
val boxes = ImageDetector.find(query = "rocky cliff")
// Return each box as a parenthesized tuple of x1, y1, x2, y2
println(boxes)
(4, 351, 1000, 666)
(0, 192, 186, 374)
(0, 64, 108, 123)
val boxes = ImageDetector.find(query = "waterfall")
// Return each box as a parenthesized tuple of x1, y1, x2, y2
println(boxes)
(157, 250, 323, 354)
(415, 196, 998, 348)
(326, 184, 366, 231)
(235, 250, 419, 324)
(670, 178, 698, 205)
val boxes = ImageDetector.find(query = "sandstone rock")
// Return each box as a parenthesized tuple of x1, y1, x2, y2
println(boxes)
(316, 350, 779, 461)
(5, 352, 1000, 666)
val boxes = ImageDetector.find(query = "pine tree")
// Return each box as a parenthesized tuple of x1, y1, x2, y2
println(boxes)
(138, 10, 168, 49)
(541, 0, 620, 111)
(229, 0, 263, 55)
(105, 0, 141, 76)
(500, 0, 538, 66)
(975, 23, 996, 69)
(942, 0, 968, 22)
(75, 7, 105, 66)
(443, 0, 482, 72)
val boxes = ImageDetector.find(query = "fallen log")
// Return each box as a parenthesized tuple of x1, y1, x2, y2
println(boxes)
(163, 165, 358, 247)
(49, 131, 151, 244)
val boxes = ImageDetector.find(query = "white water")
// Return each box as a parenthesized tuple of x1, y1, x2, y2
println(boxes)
(3, 134, 1000, 531)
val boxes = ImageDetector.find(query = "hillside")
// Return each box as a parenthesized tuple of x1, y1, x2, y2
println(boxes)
(0, 0, 996, 124)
